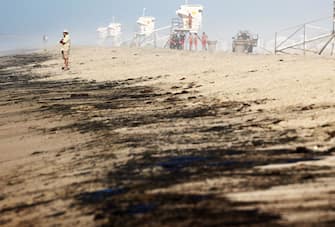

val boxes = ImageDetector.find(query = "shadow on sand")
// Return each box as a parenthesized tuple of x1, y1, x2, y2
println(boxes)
(1, 53, 335, 226)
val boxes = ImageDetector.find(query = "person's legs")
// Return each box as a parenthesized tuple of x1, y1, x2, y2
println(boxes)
(62, 51, 70, 70)
(65, 58, 69, 69)
(61, 51, 66, 70)
(202, 42, 207, 51)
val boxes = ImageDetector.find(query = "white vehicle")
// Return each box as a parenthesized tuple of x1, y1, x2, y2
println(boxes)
(176, 4, 204, 33)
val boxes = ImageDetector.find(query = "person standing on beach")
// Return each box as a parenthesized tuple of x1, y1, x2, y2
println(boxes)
(194, 33, 198, 51)
(180, 32, 186, 50)
(189, 33, 193, 51)
(188, 13, 193, 30)
(201, 32, 208, 51)
(59, 30, 71, 71)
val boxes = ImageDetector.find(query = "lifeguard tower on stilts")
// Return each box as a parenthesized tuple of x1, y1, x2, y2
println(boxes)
(132, 8, 171, 48)
(167, 1, 204, 50)
(133, 8, 156, 47)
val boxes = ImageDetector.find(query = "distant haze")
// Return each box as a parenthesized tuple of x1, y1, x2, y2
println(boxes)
(0, 0, 332, 51)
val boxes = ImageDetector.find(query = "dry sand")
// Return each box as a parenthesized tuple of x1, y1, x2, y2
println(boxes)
(0, 47, 335, 226)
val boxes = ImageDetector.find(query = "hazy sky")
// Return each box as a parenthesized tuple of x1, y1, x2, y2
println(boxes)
(0, 0, 333, 51)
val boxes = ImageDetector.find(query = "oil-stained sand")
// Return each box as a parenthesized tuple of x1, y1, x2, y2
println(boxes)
(0, 51, 335, 226)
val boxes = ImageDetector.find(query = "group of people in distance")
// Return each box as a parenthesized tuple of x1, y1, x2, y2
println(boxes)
(170, 31, 209, 51)
(190, 32, 208, 51)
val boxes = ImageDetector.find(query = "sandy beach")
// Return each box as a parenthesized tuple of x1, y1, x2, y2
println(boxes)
(1, 47, 335, 226)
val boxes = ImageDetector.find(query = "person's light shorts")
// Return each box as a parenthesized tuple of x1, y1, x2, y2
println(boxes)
(62, 50, 70, 59)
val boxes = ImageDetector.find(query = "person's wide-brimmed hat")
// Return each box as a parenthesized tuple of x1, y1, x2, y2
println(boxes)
(63, 29, 69, 33)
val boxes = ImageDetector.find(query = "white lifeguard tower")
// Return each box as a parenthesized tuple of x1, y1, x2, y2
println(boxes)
(97, 17, 122, 46)
(137, 16, 156, 36)
(176, 1, 204, 34)
(133, 8, 159, 47)
(108, 23, 122, 38)
(166, 1, 204, 50)
(108, 22, 122, 46)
